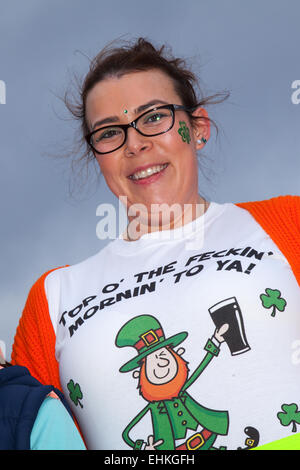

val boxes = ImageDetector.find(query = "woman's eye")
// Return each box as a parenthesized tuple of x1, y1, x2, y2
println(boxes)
(95, 129, 120, 141)
(149, 113, 162, 121)
(145, 113, 166, 124)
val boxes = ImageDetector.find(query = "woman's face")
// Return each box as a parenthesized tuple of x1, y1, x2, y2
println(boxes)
(85, 69, 209, 217)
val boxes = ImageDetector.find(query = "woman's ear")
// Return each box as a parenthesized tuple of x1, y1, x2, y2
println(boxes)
(132, 370, 140, 379)
(191, 107, 210, 149)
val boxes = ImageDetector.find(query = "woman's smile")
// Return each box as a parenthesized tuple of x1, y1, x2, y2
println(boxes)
(128, 162, 169, 184)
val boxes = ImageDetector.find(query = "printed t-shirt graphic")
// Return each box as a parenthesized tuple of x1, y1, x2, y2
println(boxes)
(43, 202, 300, 449)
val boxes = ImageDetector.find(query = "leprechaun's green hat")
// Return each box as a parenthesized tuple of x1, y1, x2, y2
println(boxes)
(115, 314, 188, 372)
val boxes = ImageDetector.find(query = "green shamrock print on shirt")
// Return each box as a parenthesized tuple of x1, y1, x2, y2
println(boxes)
(67, 379, 83, 408)
(260, 288, 287, 317)
(277, 403, 300, 433)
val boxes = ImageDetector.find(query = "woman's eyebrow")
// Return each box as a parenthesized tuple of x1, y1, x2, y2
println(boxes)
(135, 99, 169, 114)
(91, 99, 169, 130)
(91, 115, 119, 130)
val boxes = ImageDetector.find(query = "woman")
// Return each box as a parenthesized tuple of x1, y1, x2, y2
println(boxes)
(12, 38, 300, 450)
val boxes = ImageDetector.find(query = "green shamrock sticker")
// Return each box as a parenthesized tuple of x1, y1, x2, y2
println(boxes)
(178, 121, 191, 144)
(67, 379, 83, 408)
(260, 288, 287, 317)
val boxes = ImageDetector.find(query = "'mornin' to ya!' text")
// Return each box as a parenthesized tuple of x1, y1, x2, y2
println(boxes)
(58, 245, 271, 339)
(59, 281, 156, 338)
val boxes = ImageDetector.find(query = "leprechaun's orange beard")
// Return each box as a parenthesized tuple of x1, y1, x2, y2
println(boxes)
(138, 348, 189, 402)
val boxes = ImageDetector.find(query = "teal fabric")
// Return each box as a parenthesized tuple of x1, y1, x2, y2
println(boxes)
(30, 397, 86, 450)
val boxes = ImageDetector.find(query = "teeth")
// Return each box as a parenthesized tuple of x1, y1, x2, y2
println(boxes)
(130, 164, 168, 180)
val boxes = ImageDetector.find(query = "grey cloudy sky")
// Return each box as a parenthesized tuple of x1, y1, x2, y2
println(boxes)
(0, 0, 299, 358)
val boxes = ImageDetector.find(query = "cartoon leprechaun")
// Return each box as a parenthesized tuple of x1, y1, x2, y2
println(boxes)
(115, 314, 231, 451)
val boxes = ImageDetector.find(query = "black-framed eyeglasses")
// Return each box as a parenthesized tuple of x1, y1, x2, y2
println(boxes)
(85, 104, 191, 155)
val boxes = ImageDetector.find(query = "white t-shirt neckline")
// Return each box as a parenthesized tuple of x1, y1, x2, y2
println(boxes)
(108, 201, 226, 256)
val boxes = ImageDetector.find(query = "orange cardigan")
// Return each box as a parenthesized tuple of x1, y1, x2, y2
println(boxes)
(11, 195, 300, 392)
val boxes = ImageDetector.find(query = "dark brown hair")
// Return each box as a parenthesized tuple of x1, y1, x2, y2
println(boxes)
(63, 37, 229, 193)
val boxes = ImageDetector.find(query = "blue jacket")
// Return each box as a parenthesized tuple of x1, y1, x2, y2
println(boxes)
(0, 365, 72, 450)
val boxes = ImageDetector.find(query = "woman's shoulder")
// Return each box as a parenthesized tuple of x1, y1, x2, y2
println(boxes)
(234, 194, 300, 259)
(235, 194, 300, 222)
(16, 267, 67, 321)
(32, 247, 108, 294)
(236, 194, 299, 209)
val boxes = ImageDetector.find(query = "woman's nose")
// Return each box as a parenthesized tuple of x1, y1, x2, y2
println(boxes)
(124, 127, 152, 157)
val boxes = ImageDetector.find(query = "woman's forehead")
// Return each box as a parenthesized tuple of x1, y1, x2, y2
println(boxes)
(86, 69, 181, 117)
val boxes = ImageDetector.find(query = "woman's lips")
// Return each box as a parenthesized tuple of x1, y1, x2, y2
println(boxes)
(128, 163, 169, 185)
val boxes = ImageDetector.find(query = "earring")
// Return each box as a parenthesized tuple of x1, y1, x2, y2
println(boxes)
(197, 137, 207, 144)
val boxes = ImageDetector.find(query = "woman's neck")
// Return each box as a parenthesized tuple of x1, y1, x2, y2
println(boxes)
(124, 194, 210, 242)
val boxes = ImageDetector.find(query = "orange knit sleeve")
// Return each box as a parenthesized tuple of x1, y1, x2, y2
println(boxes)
(289, 194, 300, 234)
(236, 195, 300, 286)
(11, 267, 67, 391)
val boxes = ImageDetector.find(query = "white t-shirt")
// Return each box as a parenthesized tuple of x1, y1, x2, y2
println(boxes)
(45, 202, 300, 450)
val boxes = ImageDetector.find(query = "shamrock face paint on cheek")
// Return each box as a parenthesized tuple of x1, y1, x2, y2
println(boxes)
(178, 120, 191, 144)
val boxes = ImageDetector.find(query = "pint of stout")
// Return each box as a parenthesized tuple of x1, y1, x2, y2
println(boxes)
(208, 297, 250, 355)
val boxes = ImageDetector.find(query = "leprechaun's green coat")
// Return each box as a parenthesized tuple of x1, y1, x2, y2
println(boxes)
(122, 339, 229, 450)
